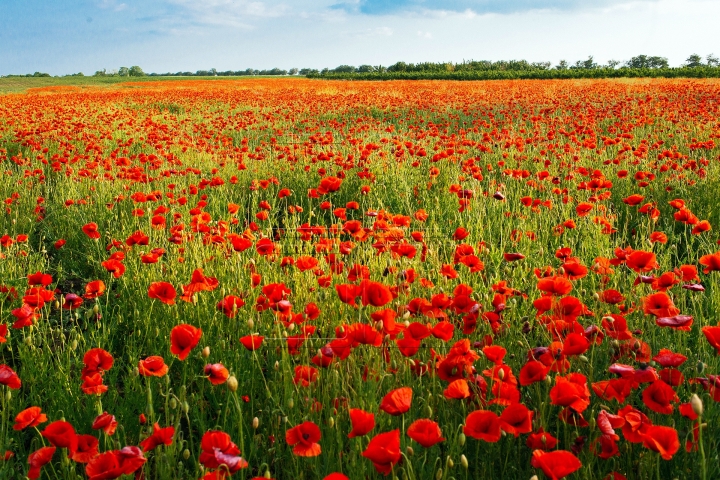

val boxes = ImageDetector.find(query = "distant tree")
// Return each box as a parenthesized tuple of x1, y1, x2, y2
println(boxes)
(118, 67, 129, 77)
(32, 72, 51, 77)
(357, 65, 375, 73)
(93, 69, 107, 77)
(289, 68, 299, 75)
(707, 54, 719, 67)
(334, 65, 357, 73)
(606, 60, 621, 69)
(572, 56, 597, 69)
(624, 55, 668, 69)
(387, 62, 409, 72)
(531, 61, 551, 70)
(321, 68, 329, 74)
(127, 66, 144, 76)
(555, 60, 568, 70)
(685, 54, 703, 68)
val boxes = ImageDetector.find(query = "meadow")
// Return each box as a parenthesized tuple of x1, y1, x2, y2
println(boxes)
(1, 77, 719, 480)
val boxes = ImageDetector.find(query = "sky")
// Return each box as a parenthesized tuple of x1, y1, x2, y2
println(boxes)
(1, 0, 719, 75)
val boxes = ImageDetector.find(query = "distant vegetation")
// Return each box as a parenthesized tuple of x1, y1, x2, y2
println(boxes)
(3, 54, 719, 80)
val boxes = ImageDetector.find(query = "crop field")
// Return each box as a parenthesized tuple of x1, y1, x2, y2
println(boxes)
(1, 78, 720, 480)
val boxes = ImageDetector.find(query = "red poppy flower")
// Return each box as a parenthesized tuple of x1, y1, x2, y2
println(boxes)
(199, 431, 247, 472)
(549, 373, 590, 413)
(217, 295, 245, 318)
(0, 364, 21, 389)
(642, 380, 678, 414)
(699, 252, 720, 273)
(702, 325, 720, 353)
(204, 363, 229, 385)
(499, 403, 533, 437)
(362, 430, 401, 475)
(0, 324, 6, 343)
(407, 419, 444, 448)
(28, 446, 56, 480)
(531, 449, 582, 480)
(13, 406, 47, 431)
(642, 425, 680, 460)
(443, 378, 471, 399)
(463, 410, 501, 442)
(92, 412, 118, 436)
(520, 361, 550, 386)
(526, 428, 558, 451)
(140, 423, 175, 452)
(148, 282, 177, 305)
(81, 373, 108, 395)
(286, 421, 322, 457)
(537, 276, 573, 296)
(71, 435, 99, 463)
(170, 324, 202, 360)
(138, 356, 169, 377)
(626, 250, 658, 273)
(358, 280, 393, 307)
(379, 387, 413, 415)
(240, 334, 264, 351)
(348, 409, 375, 438)
(82, 222, 101, 240)
(617, 405, 652, 443)
(41, 421, 77, 452)
(85, 447, 147, 480)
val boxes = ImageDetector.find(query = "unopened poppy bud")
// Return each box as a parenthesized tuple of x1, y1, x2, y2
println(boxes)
(402, 311, 411, 320)
(24, 337, 32, 346)
(264, 472, 272, 479)
(500, 430, 506, 437)
(182, 449, 190, 460)
(328, 417, 335, 428)
(5, 390, 11, 401)
(544, 375, 552, 384)
(202, 346, 210, 358)
(274, 361, 279, 370)
(227, 375, 238, 392)
(557, 266, 565, 275)
(691, 394, 703, 416)
(460, 455, 468, 469)
(287, 397, 294, 409)
(71, 339, 78, 350)
(697, 361, 706, 373)
(457, 431, 467, 446)
(435, 468, 443, 480)
(530, 476, 539, 480)
(288, 324, 296, 332)
(446, 456, 454, 468)
(169, 398, 178, 409)
(579, 355, 589, 363)
(498, 369, 505, 380)
(247, 318, 255, 329)
(93, 304, 99, 314)
(182, 401, 189, 414)
(253, 417, 259, 429)
(54, 300, 60, 309)
(282, 416, 288, 423)
(593, 292, 599, 300)
(589, 417, 596, 429)
(406, 446, 414, 457)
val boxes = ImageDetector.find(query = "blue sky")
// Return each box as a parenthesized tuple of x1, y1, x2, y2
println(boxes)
(1, 0, 718, 75)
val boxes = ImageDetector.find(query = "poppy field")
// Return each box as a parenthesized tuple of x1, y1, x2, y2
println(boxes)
(1, 77, 720, 480)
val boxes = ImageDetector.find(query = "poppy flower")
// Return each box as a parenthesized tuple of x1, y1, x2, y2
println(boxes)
(240, 334, 264, 351)
(358, 280, 393, 307)
(617, 405, 652, 443)
(699, 252, 720, 273)
(148, 282, 177, 305)
(217, 295, 245, 318)
(499, 403, 533, 437)
(702, 325, 720, 353)
(463, 410, 501, 442)
(41, 421, 77, 452)
(85, 447, 147, 480)
(642, 380, 678, 414)
(71, 435, 99, 463)
(526, 428, 558, 451)
(138, 356, 169, 377)
(407, 419, 444, 448)
(82, 222, 101, 240)
(286, 421, 322, 456)
(443, 378, 471, 399)
(379, 387, 413, 415)
(92, 412, 118, 436)
(549, 373, 590, 413)
(531, 450, 582, 480)
(0, 364, 21, 389)
(13, 406, 47, 430)
(626, 250, 658, 273)
(140, 423, 175, 452)
(199, 431, 247, 472)
(348, 409, 375, 438)
(0, 324, 6, 343)
(362, 430, 401, 475)
(170, 324, 202, 360)
(27, 446, 55, 480)
(642, 425, 680, 460)
(81, 373, 108, 395)
(520, 361, 550, 386)
(205, 363, 229, 385)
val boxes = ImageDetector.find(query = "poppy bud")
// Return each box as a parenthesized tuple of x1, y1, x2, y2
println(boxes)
(691, 394, 703, 416)
(182, 401, 189, 414)
(557, 266, 565, 275)
(5, 391, 11, 401)
(170, 398, 178, 409)
(406, 446, 414, 457)
(227, 375, 238, 392)
(93, 304, 99, 314)
(202, 346, 210, 358)
(24, 337, 32, 346)
(435, 468, 443, 480)
(460, 455, 468, 469)
(253, 417, 259, 429)
(183, 449, 190, 460)
(71, 339, 78, 350)
(579, 355, 589, 363)
(247, 318, 255, 329)
(530, 476, 539, 480)
(592, 292, 599, 300)
(697, 361, 706, 373)
(498, 369, 505, 380)
(287, 397, 294, 409)
(403, 311, 411, 320)
(458, 433, 466, 446)
(328, 417, 334, 428)
(446, 456, 454, 468)
(264, 472, 272, 479)
(274, 361, 279, 370)
(54, 300, 60, 309)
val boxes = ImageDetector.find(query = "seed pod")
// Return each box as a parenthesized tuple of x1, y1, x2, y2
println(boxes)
(227, 375, 238, 392)
(691, 394, 703, 417)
